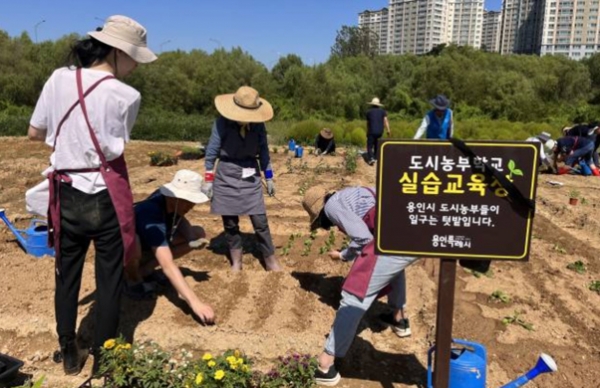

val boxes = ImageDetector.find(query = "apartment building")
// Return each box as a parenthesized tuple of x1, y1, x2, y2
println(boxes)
(482, 10, 503, 51)
(540, 0, 600, 59)
(386, 0, 453, 55)
(500, 0, 546, 54)
(451, 0, 485, 48)
(358, 8, 390, 53)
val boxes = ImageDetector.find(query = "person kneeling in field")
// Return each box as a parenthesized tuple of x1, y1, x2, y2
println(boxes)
(125, 169, 215, 324)
(302, 185, 417, 386)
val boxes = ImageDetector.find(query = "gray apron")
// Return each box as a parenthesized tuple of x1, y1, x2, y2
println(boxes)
(211, 120, 266, 215)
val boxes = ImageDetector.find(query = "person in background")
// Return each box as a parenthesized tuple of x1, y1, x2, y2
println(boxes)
(302, 185, 416, 386)
(202, 86, 283, 271)
(414, 94, 453, 140)
(553, 136, 598, 176)
(564, 122, 600, 167)
(314, 127, 336, 156)
(525, 132, 555, 172)
(27, 15, 156, 375)
(125, 170, 214, 324)
(365, 97, 391, 165)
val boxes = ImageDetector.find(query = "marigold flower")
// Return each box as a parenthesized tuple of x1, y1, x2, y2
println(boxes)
(195, 373, 203, 385)
(103, 339, 116, 350)
(226, 356, 237, 364)
(233, 349, 241, 358)
(236, 358, 244, 365)
(242, 365, 249, 373)
(202, 353, 213, 361)
(208, 360, 216, 367)
(215, 370, 225, 380)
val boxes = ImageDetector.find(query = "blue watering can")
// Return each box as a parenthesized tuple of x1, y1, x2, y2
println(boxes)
(0, 208, 55, 258)
(428, 339, 487, 388)
(295, 145, 304, 158)
(427, 339, 557, 387)
(288, 139, 296, 151)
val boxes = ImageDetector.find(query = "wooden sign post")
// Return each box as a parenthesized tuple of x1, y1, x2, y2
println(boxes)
(375, 140, 540, 387)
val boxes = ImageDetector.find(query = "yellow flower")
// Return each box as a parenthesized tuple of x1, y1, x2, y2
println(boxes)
(123, 343, 132, 350)
(226, 356, 237, 364)
(103, 339, 116, 350)
(236, 358, 244, 365)
(230, 363, 238, 370)
(202, 353, 213, 361)
(233, 349, 241, 358)
(242, 365, 249, 373)
(195, 373, 203, 385)
(214, 370, 225, 380)
(208, 360, 216, 367)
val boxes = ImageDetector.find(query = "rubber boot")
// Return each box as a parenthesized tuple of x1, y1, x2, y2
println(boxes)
(59, 336, 87, 376)
(230, 249, 243, 271)
(263, 255, 283, 272)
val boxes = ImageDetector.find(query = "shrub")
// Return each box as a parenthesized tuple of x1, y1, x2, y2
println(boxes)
(347, 127, 366, 147)
(288, 120, 321, 144)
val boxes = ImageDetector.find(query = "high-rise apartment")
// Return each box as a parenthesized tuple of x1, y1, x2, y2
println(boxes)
(451, 0, 485, 48)
(500, 0, 546, 54)
(358, 8, 390, 54)
(540, 0, 600, 59)
(387, 0, 453, 55)
(482, 10, 502, 51)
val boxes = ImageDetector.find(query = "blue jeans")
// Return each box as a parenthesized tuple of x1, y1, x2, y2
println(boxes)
(324, 255, 418, 357)
(566, 142, 594, 166)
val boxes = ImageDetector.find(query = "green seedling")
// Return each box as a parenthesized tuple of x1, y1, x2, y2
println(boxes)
(589, 280, 600, 293)
(552, 244, 567, 254)
(569, 189, 580, 199)
(502, 310, 534, 331)
(319, 230, 337, 255)
(273, 147, 279, 154)
(566, 260, 587, 274)
(489, 290, 511, 304)
(507, 159, 524, 179)
(581, 197, 588, 205)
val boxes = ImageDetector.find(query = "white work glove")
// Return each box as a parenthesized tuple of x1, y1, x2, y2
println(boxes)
(266, 179, 275, 196)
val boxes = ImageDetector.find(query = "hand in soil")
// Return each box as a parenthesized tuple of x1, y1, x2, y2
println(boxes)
(192, 302, 215, 325)
(328, 250, 342, 260)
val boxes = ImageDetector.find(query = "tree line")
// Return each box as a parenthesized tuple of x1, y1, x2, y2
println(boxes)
(2, 27, 600, 141)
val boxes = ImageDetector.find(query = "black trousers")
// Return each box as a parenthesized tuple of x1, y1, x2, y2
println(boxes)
(56, 183, 124, 349)
(367, 133, 382, 161)
(222, 214, 275, 258)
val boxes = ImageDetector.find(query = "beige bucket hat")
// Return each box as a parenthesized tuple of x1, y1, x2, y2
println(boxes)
(215, 86, 274, 123)
(88, 15, 157, 64)
(160, 170, 209, 204)
(320, 128, 334, 140)
(302, 186, 333, 230)
(368, 97, 384, 107)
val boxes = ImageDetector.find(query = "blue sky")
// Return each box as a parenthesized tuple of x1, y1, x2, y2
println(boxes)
(0, 0, 502, 67)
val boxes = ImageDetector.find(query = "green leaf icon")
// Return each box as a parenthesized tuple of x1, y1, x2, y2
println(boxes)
(512, 169, 524, 176)
(508, 160, 516, 171)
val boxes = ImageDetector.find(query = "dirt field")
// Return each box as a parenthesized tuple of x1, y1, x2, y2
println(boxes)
(0, 137, 599, 388)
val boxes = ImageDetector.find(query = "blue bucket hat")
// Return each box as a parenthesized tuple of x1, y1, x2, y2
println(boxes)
(430, 94, 450, 110)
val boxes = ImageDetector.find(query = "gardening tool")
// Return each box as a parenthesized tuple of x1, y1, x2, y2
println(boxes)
(500, 353, 557, 388)
(427, 339, 558, 388)
(427, 339, 486, 388)
(0, 208, 55, 258)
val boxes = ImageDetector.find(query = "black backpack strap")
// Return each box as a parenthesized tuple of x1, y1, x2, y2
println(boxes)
(449, 138, 535, 212)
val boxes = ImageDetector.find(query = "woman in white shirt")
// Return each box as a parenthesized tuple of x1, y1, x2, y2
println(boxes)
(27, 15, 159, 376)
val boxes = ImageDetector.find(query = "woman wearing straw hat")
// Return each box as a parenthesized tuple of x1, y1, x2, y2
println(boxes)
(302, 185, 416, 386)
(314, 128, 336, 156)
(365, 97, 391, 165)
(27, 15, 156, 375)
(202, 86, 282, 271)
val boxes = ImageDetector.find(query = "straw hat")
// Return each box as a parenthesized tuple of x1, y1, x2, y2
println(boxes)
(368, 97, 384, 107)
(215, 86, 274, 123)
(160, 170, 209, 204)
(320, 128, 334, 140)
(88, 15, 157, 64)
(302, 186, 333, 230)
